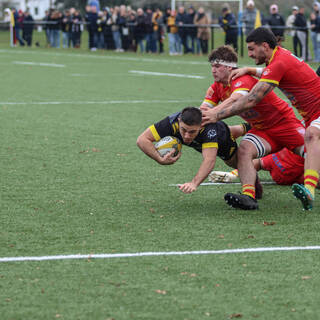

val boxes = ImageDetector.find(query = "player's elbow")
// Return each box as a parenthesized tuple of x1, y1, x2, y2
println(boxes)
(136, 134, 144, 149)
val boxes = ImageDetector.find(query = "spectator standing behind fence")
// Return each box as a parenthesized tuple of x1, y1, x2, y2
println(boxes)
(194, 7, 210, 55)
(267, 4, 285, 46)
(119, 6, 130, 51)
(13, 8, 25, 46)
(61, 9, 72, 48)
(186, 6, 197, 54)
(43, 10, 50, 47)
(86, 5, 98, 51)
(111, 6, 123, 52)
(176, 6, 189, 54)
(103, 7, 114, 50)
(134, 8, 146, 53)
(167, 10, 180, 55)
(71, 9, 82, 48)
(163, 7, 171, 34)
(294, 6, 311, 61)
(128, 9, 137, 51)
(49, 10, 61, 48)
(286, 6, 300, 57)
(145, 8, 156, 53)
(96, 11, 105, 49)
(22, 10, 34, 46)
(242, 0, 262, 35)
(152, 8, 164, 54)
(310, 2, 320, 62)
(219, 4, 238, 52)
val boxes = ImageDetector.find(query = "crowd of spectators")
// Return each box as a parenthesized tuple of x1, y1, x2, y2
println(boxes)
(10, 1, 320, 62)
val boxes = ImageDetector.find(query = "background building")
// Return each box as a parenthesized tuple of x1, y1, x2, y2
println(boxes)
(0, 0, 52, 19)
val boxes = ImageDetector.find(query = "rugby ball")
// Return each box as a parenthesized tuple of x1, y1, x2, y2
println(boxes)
(155, 136, 182, 157)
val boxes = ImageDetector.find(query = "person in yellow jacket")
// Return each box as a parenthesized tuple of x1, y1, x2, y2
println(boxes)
(152, 8, 164, 53)
(166, 10, 180, 55)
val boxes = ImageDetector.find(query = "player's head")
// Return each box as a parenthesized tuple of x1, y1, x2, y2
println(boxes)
(208, 46, 237, 84)
(178, 107, 202, 144)
(246, 27, 277, 65)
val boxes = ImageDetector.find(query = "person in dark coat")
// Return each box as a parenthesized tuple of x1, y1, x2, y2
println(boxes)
(219, 6, 238, 52)
(134, 8, 146, 53)
(71, 9, 82, 48)
(22, 10, 34, 46)
(61, 9, 72, 48)
(86, 5, 98, 50)
(145, 8, 156, 53)
(294, 6, 311, 60)
(267, 4, 285, 45)
(186, 6, 197, 53)
(176, 6, 189, 53)
(103, 7, 114, 50)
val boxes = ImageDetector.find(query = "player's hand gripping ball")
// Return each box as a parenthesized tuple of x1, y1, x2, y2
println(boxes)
(155, 136, 182, 157)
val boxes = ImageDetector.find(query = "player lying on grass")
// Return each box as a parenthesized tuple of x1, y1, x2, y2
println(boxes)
(203, 28, 320, 211)
(209, 147, 305, 186)
(200, 45, 305, 210)
(137, 106, 253, 194)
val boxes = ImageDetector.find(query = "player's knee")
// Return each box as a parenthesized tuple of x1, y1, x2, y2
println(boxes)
(237, 142, 254, 159)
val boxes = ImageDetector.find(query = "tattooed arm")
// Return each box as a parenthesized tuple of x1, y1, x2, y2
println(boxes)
(202, 82, 276, 125)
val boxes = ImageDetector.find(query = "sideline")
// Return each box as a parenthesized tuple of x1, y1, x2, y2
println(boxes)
(1, 246, 320, 263)
(13, 61, 66, 68)
(0, 49, 208, 65)
(170, 182, 276, 186)
(0, 99, 200, 106)
(129, 70, 205, 79)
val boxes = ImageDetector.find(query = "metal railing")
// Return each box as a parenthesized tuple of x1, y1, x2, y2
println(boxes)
(0, 20, 313, 61)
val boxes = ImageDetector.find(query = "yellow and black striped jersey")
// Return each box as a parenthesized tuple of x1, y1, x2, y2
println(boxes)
(149, 111, 237, 161)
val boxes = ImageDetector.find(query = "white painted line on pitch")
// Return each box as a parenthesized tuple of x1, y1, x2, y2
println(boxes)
(12, 61, 66, 68)
(129, 70, 205, 79)
(170, 181, 276, 186)
(1, 246, 320, 263)
(0, 99, 200, 106)
(70, 73, 91, 77)
(0, 49, 207, 65)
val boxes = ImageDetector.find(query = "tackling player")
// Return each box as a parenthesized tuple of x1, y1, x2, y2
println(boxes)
(200, 45, 305, 210)
(210, 148, 305, 186)
(202, 28, 320, 210)
(137, 107, 249, 194)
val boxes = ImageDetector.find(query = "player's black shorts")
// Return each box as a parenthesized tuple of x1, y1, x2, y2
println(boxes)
(215, 121, 238, 161)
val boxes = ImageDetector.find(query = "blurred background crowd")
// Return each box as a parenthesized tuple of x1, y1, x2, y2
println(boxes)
(5, 0, 320, 62)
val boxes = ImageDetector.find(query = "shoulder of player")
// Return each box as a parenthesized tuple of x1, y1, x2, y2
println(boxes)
(200, 122, 221, 135)
(269, 47, 291, 66)
(230, 74, 255, 90)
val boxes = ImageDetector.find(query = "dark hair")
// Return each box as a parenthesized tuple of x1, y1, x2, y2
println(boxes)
(208, 45, 238, 64)
(246, 27, 277, 49)
(180, 107, 202, 126)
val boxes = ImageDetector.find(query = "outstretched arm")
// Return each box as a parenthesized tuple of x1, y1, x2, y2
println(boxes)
(137, 128, 181, 165)
(201, 81, 275, 124)
(179, 147, 217, 193)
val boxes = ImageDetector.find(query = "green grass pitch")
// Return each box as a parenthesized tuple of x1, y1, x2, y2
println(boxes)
(0, 30, 320, 319)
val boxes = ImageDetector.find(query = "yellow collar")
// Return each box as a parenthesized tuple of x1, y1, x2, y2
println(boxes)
(267, 46, 278, 65)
